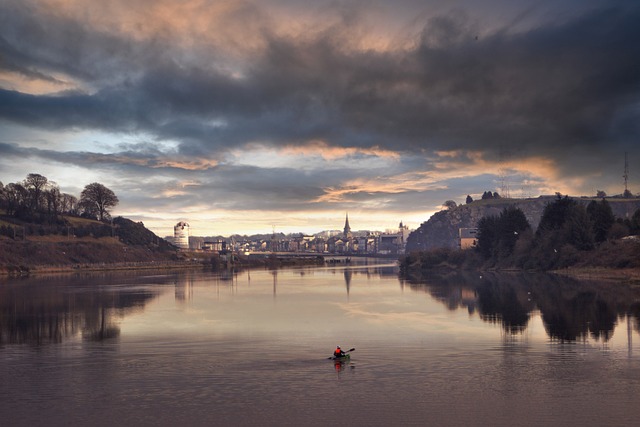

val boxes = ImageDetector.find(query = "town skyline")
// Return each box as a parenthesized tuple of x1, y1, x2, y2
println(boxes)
(1, 0, 639, 237)
(170, 213, 407, 239)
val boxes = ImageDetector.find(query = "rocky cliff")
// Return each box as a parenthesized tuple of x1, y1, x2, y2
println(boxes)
(406, 196, 640, 252)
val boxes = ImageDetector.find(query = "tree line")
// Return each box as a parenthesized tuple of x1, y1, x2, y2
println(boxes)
(0, 173, 119, 225)
(445, 191, 502, 209)
(476, 195, 640, 269)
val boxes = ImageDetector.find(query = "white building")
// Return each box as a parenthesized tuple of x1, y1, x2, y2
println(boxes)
(174, 221, 190, 250)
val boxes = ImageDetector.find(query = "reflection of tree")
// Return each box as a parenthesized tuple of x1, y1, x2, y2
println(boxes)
(476, 282, 531, 334)
(0, 302, 80, 345)
(83, 306, 120, 341)
(404, 271, 481, 313)
(404, 271, 640, 342)
(536, 288, 617, 342)
(0, 276, 158, 345)
(631, 302, 640, 336)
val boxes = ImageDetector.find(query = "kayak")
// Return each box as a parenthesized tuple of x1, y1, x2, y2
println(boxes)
(330, 354, 350, 362)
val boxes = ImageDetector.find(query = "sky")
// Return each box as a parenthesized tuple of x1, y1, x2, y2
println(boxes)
(1, 0, 639, 237)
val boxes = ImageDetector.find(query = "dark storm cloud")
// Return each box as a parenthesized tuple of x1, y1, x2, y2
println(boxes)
(195, 165, 332, 210)
(352, 6, 640, 155)
(3, 3, 639, 157)
(0, 140, 134, 170)
(1, 1, 639, 186)
(0, 88, 149, 131)
(169, 4, 640, 161)
(0, 1, 146, 85)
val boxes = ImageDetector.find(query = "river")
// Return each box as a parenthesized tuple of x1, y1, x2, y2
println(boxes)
(1, 259, 640, 426)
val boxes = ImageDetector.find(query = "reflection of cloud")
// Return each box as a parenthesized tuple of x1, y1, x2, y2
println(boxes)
(342, 302, 427, 323)
(339, 302, 487, 335)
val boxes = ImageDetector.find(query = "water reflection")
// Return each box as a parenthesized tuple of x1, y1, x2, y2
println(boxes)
(271, 269, 277, 297)
(4, 264, 640, 427)
(0, 274, 164, 345)
(174, 275, 194, 302)
(333, 358, 355, 378)
(344, 269, 352, 296)
(403, 271, 640, 343)
(3, 266, 640, 349)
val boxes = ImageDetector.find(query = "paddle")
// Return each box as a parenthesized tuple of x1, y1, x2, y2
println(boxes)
(328, 348, 355, 359)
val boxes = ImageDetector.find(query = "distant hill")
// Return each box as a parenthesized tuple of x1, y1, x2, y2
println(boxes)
(406, 196, 640, 252)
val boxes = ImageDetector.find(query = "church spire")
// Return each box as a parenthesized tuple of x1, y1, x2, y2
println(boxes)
(343, 212, 352, 239)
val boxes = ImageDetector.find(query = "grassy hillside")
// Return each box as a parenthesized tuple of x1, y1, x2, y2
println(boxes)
(0, 214, 179, 274)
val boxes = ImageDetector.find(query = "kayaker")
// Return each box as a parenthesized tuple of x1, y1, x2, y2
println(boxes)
(334, 346, 345, 358)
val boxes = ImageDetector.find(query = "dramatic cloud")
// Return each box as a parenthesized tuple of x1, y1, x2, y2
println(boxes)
(1, 0, 638, 235)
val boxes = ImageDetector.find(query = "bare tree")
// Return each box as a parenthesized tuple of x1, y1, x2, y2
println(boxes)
(61, 193, 78, 215)
(23, 173, 49, 211)
(45, 185, 62, 218)
(79, 183, 119, 221)
(3, 183, 28, 216)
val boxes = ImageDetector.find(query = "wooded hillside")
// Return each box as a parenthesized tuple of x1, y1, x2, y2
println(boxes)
(406, 196, 640, 252)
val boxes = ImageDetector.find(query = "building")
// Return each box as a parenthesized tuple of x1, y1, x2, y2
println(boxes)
(379, 233, 404, 254)
(203, 240, 226, 252)
(174, 221, 190, 250)
(459, 228, 478, 249)
(377, 222, 411, 255)
(356, 236, 377, 254)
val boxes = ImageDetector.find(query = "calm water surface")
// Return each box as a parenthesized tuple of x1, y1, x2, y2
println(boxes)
(2, 260, 640, 426)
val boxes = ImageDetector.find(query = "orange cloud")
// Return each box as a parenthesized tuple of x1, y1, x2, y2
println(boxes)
(159, 180, 201, 198)
(281, 140, 401, 160)
(430, 150, 562, 181)
(0, 70, 86, 95)
(85, 153, 218, 170)
(37, 0, 268, 53)
(315, 151, 578, 204)
(315, 172, 448, 203)
(154, 158, 219, 170)
(36, 0, 410, 56)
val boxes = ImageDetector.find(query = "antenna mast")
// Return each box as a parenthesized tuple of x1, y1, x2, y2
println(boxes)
(498, 146, 511, 198)
(623, 151, 629, 195)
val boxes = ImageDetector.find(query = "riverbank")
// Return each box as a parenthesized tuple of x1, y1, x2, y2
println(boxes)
(1, 260, 209, 277)
(550, 267, 640, 284)
(401, 263, 640, 285)
(400, 237, 640, 284)
(0, 258, 326, 277)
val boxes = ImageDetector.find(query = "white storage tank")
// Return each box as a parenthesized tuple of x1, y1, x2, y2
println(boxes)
(174, 221, 190, 249)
